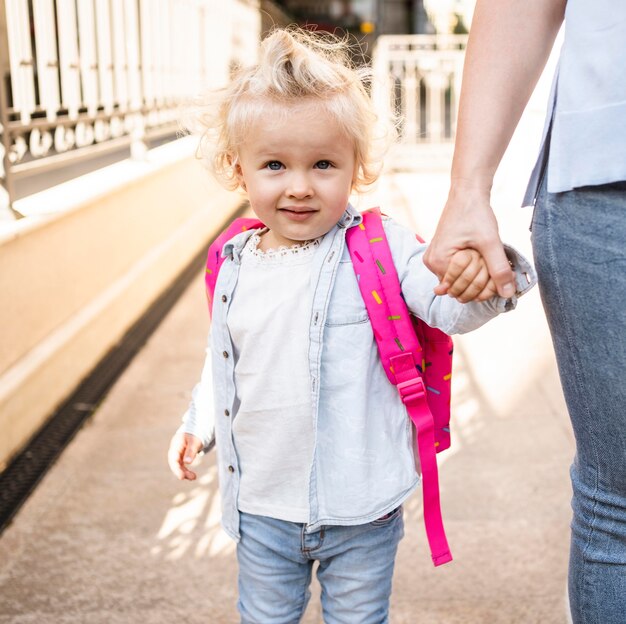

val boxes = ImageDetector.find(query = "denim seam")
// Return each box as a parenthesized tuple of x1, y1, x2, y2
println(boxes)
(301, 525, 326, 557)
(545, 191, 600, 621)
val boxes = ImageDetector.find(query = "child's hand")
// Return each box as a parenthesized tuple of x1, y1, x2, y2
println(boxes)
(434, 249, 499, 303)
(167, 432, 203, 481)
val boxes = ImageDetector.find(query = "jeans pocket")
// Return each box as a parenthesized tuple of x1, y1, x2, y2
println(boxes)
(371, 506, 402, 527)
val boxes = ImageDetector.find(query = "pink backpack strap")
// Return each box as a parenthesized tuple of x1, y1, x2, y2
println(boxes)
(415, 321, 453, 453)
(346, 208, 453, 567)
(205, 218, 264, 316)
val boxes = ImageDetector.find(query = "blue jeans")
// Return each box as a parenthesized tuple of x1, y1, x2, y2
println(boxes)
(531, 180, 626, 624)
(236, 508, 404, 624)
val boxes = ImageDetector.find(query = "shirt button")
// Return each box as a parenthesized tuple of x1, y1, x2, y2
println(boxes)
(221, 295, 227, 303)
(223, 351, 229, 359)
(224, 409, 230, 416)
(228, 465, 235, 473)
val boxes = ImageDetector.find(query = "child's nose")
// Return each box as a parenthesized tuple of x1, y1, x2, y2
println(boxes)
(286, 173, 313, 199)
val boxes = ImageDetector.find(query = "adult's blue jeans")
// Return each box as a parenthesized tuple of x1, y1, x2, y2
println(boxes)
(531, 179, 626, 624)
(236, 507, 404, 624)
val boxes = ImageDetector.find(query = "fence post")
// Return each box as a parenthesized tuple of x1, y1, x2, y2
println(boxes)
(0, 0, 261, 215)
(0, 0, 22, 219)
(371, 34, 467, 146)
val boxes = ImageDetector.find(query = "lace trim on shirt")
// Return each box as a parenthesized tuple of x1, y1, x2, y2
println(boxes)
(243, 229, 321, 264)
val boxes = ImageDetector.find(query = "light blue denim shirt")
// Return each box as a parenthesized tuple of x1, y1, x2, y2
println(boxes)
(180, 205, 536, 541)
(524, 0, 626, 204)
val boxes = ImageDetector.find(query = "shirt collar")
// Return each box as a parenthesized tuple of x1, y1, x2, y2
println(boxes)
(223, 228, 258, 264)
(338, 203, 362, 228)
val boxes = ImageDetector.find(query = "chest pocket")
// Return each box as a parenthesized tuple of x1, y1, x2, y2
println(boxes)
(325, 259, 369, 327)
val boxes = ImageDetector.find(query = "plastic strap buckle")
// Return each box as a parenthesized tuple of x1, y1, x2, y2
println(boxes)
(397, 376, 426, 406)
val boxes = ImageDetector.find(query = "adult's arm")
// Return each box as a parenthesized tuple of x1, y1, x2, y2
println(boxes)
(424, 0, 566, 298)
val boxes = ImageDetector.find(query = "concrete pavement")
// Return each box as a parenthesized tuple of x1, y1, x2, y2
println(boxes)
(0, 156, 574, 623)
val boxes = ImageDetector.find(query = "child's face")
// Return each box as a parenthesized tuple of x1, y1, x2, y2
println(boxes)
(235, 99, 357, 250)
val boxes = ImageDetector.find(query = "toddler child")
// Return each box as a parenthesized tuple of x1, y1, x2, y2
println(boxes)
(168, 27, 535, 624)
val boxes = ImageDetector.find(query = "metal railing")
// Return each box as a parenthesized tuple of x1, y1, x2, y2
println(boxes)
(0, 0, 260, 218)
(372, 34, 468, 144)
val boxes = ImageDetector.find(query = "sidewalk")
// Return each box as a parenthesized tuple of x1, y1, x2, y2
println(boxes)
(0, 160, 574, 623)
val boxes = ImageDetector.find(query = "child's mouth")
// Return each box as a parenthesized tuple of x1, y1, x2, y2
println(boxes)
(281, 208, 317, 221)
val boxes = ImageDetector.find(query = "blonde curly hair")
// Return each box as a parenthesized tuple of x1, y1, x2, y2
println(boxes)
(185, 27, 394, 193)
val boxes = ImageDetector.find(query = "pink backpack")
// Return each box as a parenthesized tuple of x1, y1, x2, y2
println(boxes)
(205, 208, 454, 567)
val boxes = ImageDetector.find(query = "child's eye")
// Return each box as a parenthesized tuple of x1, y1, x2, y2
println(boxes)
(266, 161, 283, 170)
(315, 160, 333, 170)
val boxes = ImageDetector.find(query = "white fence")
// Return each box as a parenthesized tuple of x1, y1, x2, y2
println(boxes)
(0, 0, 260, 215)
(372, 34, 467, 144)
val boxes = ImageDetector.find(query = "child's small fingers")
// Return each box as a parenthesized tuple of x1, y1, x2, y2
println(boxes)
(449, 250, 486, 294)
(462, 264, 490, 297)
(183, 468, 198, 481)
(433, 281, 450, 296)
(167, 451, 186, 480)
(439, 251, 474, 291)
(170, 456, 197, 481)
(447, 264, 483, 298)
(454, 265, 487, 302)
(448, 280, 472, 299)
(475, 279, 499, 302)
(167, 435, 198, 480)
(455, 259, 495, 302)
(181, 437, 203, 480)
(446, 264, 479, 297)
(169, 460, 185, 480)
(456, 281, 484, 303)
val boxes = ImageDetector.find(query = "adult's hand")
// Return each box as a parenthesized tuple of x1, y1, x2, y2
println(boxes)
(424, 182, 515, 300)
(422, 0, 565, 302)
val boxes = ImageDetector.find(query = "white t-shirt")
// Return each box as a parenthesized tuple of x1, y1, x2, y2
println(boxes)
(227, 231, 319, 523)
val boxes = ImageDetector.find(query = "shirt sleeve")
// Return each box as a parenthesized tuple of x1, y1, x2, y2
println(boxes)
(383, 217, 537, 335)
(177, 331, 216, 452)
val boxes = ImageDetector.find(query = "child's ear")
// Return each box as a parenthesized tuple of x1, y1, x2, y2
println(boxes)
(230, 155, 246, 191)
